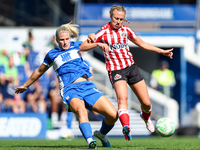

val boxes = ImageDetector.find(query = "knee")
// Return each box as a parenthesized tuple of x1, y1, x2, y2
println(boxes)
(113, 114, 118, 123)
(110, 111, 118, 123)
(117, 97, 128, 105)
(105, 110, 118, 124)
(76, 108, 88, 118)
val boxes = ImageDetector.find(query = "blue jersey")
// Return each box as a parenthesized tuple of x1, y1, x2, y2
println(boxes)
(43, 41, 92, 90)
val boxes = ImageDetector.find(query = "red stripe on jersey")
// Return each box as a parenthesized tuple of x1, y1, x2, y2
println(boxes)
(123, 26, 135, 65)
(121, 27, 127, 43)
(109, 29, 118, 71)
(103, 30, 108, 45)
(95, 32, 104, 43)
(116, 29, 124, 70)
(95, 23, 136, 71)
(104, 30, 111, 70)
(126, 27, 137, 40)
(120, 27, 129, 68)
(96, 29, 111, 70)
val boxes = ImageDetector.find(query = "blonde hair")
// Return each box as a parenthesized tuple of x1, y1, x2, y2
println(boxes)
(56, 22, 79, 40)
(109, 5, 130, 23)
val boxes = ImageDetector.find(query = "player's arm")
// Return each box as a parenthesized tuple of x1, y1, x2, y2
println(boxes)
(15, 64, 49, 94)
(79, 40, 109, 53)
(87, 33, 96, 43)
(130, 36, 173, 59)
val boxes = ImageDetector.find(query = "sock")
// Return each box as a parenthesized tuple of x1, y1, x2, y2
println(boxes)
(100, 119, 114, 135)
(141, 106, 152, 120)
(87, 138, 94, 145)
(60, 111, 67, 122)
(51, 112, 58, 122)
(79, 122, 93, 143)
(67, 112, 74, 129)
(118, 109, 130, 127)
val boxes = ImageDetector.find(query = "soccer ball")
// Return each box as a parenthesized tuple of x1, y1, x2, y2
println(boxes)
(156, 117, 175, 137)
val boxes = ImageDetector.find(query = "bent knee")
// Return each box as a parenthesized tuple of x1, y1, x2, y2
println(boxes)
(76, 108, 88, 117)
(111, 112, 118, 122)
(105, 111, 118, 123)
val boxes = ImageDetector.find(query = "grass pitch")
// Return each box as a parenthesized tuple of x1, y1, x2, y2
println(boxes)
(0, 136, 199, 150)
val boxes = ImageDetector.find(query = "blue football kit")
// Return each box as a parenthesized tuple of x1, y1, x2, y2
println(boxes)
(43, 41, 103, 111)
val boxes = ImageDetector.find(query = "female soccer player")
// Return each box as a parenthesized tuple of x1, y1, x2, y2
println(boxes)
(79, 5, 173, 141)
(15, 22, 118, 149)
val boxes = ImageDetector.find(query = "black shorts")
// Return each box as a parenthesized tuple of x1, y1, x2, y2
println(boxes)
(108, 64, 143, 86)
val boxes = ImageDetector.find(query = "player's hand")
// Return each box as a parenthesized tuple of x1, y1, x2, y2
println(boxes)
(162, 48, 174, 59)
(87, 33, 96, 43)
(15, 85, 27, 94)
(97, 43, 109, 53)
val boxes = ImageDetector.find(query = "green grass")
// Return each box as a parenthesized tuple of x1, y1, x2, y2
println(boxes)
(0, 136, 199, 150)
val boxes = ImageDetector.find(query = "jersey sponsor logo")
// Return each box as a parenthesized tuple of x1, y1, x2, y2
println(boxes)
(53, 50, 80, 70)
(109, 43, 128, 50)
(61, 53, 71, 62)
(114, 74, 122, 80)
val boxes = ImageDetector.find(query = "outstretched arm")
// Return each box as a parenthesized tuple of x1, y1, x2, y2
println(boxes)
(15, 64, 49, 94)
(130, 36, 173, 59)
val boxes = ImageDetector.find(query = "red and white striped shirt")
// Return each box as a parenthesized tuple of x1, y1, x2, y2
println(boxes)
(95, 22, 137, 71)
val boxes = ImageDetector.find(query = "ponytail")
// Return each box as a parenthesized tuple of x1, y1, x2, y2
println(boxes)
(56, 22, 79, 40)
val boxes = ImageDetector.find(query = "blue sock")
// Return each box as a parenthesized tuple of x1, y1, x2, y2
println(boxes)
(100, 119, 114, 135)
(67, 112, 74, 129)
(79, 122, 92, 140)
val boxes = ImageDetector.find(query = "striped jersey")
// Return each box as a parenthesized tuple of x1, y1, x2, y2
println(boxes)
(43, 41, 92, 93)
(95, 22, 137, 71)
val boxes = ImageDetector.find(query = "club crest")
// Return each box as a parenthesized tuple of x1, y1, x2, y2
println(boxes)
(114, 74, 122, 80)
(121, 32, 126, 37)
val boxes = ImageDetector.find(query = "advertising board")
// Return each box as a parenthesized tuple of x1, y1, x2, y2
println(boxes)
(0, 113, 47, 139)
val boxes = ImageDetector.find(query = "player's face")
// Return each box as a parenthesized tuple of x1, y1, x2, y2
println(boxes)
(57, 32, 71, 50)
(110, 10, 125, 30)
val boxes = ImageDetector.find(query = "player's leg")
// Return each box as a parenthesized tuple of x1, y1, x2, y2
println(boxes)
(108, 69, 132, 141)
(92, 96, 118, 147)
(67, 111, 74, 130)
(69, 98, 96, 149)
(60, 110, 74, 139)
(66, 111, 74, 138)
(113, 80, 132, 141)
(49, 89, 60, 124)
(129, 79, 155, 132)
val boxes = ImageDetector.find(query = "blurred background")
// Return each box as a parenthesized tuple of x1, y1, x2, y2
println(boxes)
(0, 0, 200, 139)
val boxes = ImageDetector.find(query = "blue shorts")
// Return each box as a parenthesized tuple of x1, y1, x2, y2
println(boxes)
(62, 81, 103, 111)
